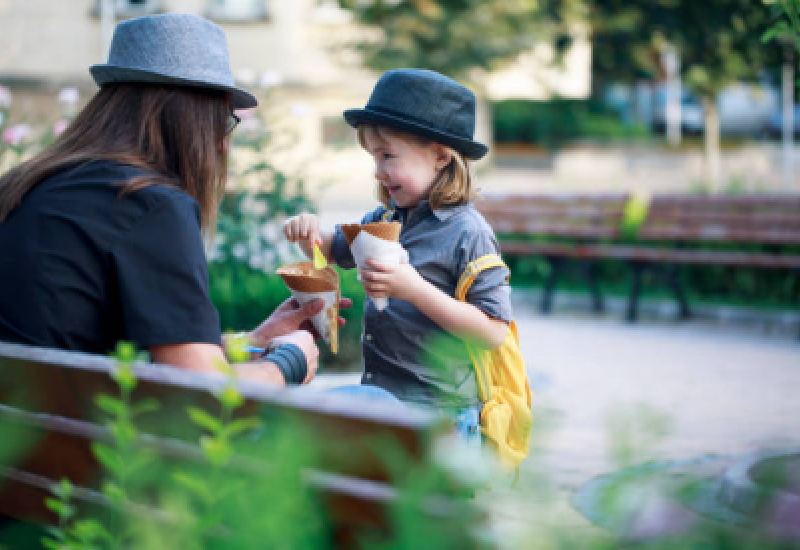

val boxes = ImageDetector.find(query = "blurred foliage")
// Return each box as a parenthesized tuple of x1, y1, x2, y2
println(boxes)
(2, 347, 800, 548)
(505, 249, 800, 311)
(31, 350, 482, 549)
(493, 98, 650, 150)
(336, 0, 560, 81)
(542, 0, 784, 98)
(764, 0, 800, 87)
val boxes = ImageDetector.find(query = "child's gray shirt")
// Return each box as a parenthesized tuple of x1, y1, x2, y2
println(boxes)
(330, 199, 513, 408)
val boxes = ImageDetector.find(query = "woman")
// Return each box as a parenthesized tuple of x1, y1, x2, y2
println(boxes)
(0, 14, 340, 386)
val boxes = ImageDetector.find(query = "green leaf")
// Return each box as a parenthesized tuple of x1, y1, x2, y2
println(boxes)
(200, 435, 232, 467)
(72, 519, 110, 543)
(40, 538, 61, 550)
(112, 361, 137, 393)
(762, 22, 790, 43)
(242, 161, 269, 175)
(223, 417, 261, 439)
(52, 479, 73, 500)
(44, 498, 73, 521)
(218, 385, 244, 411)
(126, 450, 155, 478)
(101, 481, 126, 506)
(113, 341, 138, 362)
(44, 526, 65, 541)
(187, 407, 222, 434)
(131, 397, 160, 417)
(173, 472, 213, 502)
(112, 422, 137, 447)
(224, 332, 250, 364)
(95, 395, 124, 417)
(92, 443, 125, 477)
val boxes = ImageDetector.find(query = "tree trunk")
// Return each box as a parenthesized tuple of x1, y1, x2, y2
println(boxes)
(702, 95, 721, 190)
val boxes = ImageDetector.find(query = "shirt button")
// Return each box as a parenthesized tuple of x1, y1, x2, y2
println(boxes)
(365, 372, 373, 379)
(365, 334, 372, 341)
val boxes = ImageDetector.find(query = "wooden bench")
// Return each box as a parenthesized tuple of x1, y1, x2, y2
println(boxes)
(0, 342, 480, 548)
(476, 193, 629, 314)
(477, 193, 800, 327)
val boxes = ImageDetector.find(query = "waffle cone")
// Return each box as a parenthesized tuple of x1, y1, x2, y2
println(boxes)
(341, 221, 401, 245)
(277, 262, 338, 292)
(276, 262, 339, 354)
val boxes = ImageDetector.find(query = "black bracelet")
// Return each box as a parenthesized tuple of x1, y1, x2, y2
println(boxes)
(264, 343, 307, 385)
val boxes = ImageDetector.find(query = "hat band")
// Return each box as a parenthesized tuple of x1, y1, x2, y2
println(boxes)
(365, 104, 471, 140)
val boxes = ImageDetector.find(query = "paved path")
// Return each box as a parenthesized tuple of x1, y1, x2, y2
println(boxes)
(516, 306, 800, 487)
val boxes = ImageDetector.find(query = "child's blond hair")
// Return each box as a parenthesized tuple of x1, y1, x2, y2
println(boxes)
(356, 124, 476, 211)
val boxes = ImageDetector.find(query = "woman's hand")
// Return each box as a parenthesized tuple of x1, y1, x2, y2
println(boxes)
(360, 259, 426, 305)
(249, 296, 353, 347)
(283, 213, 321, 257)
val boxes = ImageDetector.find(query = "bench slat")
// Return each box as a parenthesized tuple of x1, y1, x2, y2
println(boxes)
(499, 241, 800, 269)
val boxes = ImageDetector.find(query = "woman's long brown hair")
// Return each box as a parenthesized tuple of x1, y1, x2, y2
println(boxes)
(0, 83, 230, 234)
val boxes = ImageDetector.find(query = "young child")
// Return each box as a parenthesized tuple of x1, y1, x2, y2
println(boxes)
(283, 69, 513, 443)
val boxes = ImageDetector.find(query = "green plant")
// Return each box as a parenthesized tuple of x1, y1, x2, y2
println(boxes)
(493, 98, 650, 151)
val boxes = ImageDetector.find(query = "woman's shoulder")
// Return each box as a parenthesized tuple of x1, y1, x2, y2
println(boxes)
(54, 160, 200, 222)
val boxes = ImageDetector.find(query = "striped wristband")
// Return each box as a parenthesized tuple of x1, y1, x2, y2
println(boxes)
(264, 343, 307, 385)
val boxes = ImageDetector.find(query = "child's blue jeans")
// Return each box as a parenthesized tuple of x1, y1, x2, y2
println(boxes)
(326, 385, 481, 445)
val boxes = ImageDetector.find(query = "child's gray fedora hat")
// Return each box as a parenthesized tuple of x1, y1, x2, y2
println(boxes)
(344, 68, 488, 159)
(90, 13, 257, 109)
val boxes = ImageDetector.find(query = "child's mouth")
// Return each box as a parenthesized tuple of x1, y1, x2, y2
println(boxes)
(385, 184, 401, 194)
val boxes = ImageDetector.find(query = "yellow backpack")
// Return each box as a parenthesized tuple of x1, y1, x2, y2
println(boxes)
(455, 254, 533, 470)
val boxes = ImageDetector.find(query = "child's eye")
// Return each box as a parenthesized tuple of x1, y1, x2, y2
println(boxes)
(383, 153, 396, 160)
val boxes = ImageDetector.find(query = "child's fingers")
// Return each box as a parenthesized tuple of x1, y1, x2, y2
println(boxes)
(308, 228, 322, 249)
(283, 219, 298, 242)
(365, 258, 393, 272)
(298, 216, 311, 240)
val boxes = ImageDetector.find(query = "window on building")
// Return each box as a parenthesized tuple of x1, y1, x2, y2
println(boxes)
(204, 0, 269, 23)
(321, 116, 356, 149)
(91, 0, 164, 19)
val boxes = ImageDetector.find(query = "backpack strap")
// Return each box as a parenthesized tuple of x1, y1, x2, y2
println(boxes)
(455, 253, 508, 402)
(455, 254, 507, 301)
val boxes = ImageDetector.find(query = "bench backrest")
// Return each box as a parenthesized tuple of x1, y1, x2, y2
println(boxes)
(639, 195, 800, 245)
(0, 342, 467, 547)
(478, 193, 800, 247)
(476, 193, 629, 240)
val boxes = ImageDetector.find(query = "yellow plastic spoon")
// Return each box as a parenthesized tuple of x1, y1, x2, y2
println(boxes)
(312, 241, 327, 270)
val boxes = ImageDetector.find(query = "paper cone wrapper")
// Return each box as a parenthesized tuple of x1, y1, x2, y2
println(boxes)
(341, 221, 401, 245)
(277, 262, 339, 354)
(341, 223, 407, 312)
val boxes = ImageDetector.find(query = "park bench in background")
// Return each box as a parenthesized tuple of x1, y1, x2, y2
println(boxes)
(0, 342, 478, 548)
(477, 193, 800, 327)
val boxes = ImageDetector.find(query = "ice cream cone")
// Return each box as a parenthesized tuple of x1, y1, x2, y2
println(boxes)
(341, 221, 406, 312)
(277, 261, 339, 354)
(341, 221, 401, 245)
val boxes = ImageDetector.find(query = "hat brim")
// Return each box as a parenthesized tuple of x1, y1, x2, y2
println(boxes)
(343, 108, 488, 160)
(90, 65, 258, 109)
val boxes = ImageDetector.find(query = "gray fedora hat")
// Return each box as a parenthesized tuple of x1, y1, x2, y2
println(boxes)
(90, 13, 257, 109)
(344, 69, 488, 159)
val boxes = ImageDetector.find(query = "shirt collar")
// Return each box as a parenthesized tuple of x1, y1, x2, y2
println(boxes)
(391, 199, 465, 223)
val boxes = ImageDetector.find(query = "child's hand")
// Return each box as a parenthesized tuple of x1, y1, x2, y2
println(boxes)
(283, 213, 321, 257)
(360, 259, 426, 305)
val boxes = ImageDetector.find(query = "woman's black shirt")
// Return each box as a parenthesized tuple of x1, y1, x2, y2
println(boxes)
(0, 161, 221, 353)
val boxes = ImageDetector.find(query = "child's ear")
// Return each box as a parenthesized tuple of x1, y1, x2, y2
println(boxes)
(432, 144, 452, 171)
